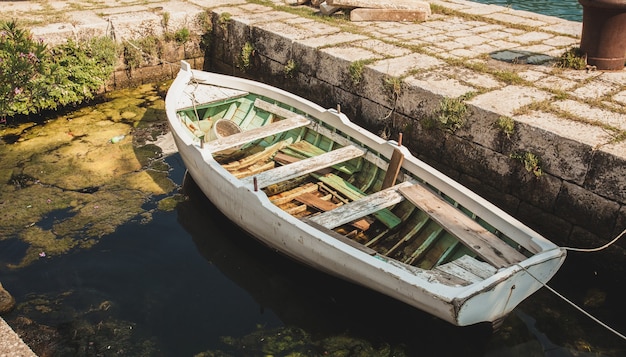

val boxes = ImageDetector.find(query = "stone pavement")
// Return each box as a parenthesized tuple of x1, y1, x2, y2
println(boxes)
(1, 0, 625, 355)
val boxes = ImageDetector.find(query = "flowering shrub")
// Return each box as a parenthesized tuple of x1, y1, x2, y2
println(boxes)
(0, 21, 117, 119)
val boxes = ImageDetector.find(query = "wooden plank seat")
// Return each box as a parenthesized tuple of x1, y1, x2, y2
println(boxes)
(203, 116, 310, 153)
(306, 181, 412, 230)
(398, 184, 527, 269)
(313, 173, 403, 229)
(242, 145, 366, 189)
(254, 98, 297, 118)
(434, 255, 497, 283)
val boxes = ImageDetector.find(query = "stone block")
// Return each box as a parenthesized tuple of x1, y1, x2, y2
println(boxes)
(468, 85, 552, 118)
(555, 182, 621, 239)
(514, 111, 612, 185)
(584, 141, 626, 203)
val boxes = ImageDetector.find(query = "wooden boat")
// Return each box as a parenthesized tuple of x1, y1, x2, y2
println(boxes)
(165, 61, 566, 328)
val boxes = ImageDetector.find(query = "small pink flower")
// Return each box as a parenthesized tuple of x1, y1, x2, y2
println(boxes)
(39, 252, 46, 258)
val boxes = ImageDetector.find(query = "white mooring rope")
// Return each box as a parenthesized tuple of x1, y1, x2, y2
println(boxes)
(521, 227, 626, 342)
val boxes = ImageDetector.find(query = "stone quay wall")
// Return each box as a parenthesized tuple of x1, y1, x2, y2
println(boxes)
(21, 0, 626, 255)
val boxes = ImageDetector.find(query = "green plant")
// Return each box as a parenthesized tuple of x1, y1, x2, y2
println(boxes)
(556, 47, 587, 70)
(383, 76, 402, 101)
(0, 20, 47, 117)
(1, 20, 116, 117)
(496, 115, 515, 138)
(174, 27, 190, 45)
(435, 97, 468, 132)
(349, 60, 365, 86)
(510, 151, 543, 177)
(284, 59, 297, 78)
(123, 41, 142, 71)
(161, 12, 170, 31)
(240, 41, 255, 70)
(219, 12, 231, 31)
(493, 70, 524, 85)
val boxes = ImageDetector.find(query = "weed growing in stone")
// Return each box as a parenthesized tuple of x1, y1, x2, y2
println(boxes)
(496, 116, 515, 138)
(174, 27, 191, 45)
(349, 60, 365, 86)
(240, 42, 255, 70)
(556, 47, 586, 70)
(435, 96, 468, 132)
(510, 151, 543, 177)
(284, 59, 298, 78)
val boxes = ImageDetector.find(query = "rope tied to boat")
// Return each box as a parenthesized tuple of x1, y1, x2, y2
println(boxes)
(518, 262, 626, 342)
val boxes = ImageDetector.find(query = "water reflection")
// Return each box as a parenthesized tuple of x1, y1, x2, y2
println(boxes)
(470, 0, 583, 21)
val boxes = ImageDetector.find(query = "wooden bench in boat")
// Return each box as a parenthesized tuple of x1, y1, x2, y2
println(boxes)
(254, 98, 296, 119)
(398, 184, 526, 269)
(306, 181, 412, 230)
(314, 173, 403, 229)
(203, 116, 310, 153)
(242, 145, 366, 189)
(435, 254, 497, 283)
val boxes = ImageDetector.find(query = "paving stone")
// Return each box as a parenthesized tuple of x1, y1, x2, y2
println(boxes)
(448, 48, 481, 59)
(510, 31, 555, 44)
(435, 40, 468, 51)
(483, 13, 546, 27)
(613, 90, 626, 106)
(553, 100, 626, 131)
(543, 35, 580, 48)
(296, 32, 368, 49)
(518, 70, 549, 82)
(571, 80, 622, 100)
(479, 30, 513, 41)
(439, 67, 503, 89)
(535, 76, 579, 91)
(369, 53, 444, 77)
(352, 39, 412, 57)
(468, 85, 552, 117)
(598, 70, 626, 85)
(543, 21, 582, 37)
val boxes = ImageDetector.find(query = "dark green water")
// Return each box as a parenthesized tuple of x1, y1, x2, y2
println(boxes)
(471, 0, 583, 21)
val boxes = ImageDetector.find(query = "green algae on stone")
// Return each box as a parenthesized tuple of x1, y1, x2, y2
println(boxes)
(0, 83, 176, 268)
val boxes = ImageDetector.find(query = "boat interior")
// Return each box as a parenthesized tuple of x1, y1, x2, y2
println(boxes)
(176, 88, 534, 286)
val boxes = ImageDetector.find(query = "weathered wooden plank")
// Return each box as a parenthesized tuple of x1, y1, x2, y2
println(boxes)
(304, 219, 378, 256)
(350, 8, 428, 22)
(381, 148, 404, 189)
(204, 116, 310, 153)
(307, 182, 412, 229)
(295, 193, 370, 231)
(435, 255, 497, 283)
(315, 173, 403, 228)
(399, 184, 526, 268)
(254, 98, 297, 119)
(270, 183, 319, 205)
(295, 192, 338, 212)
(243, 145, 365, 189)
